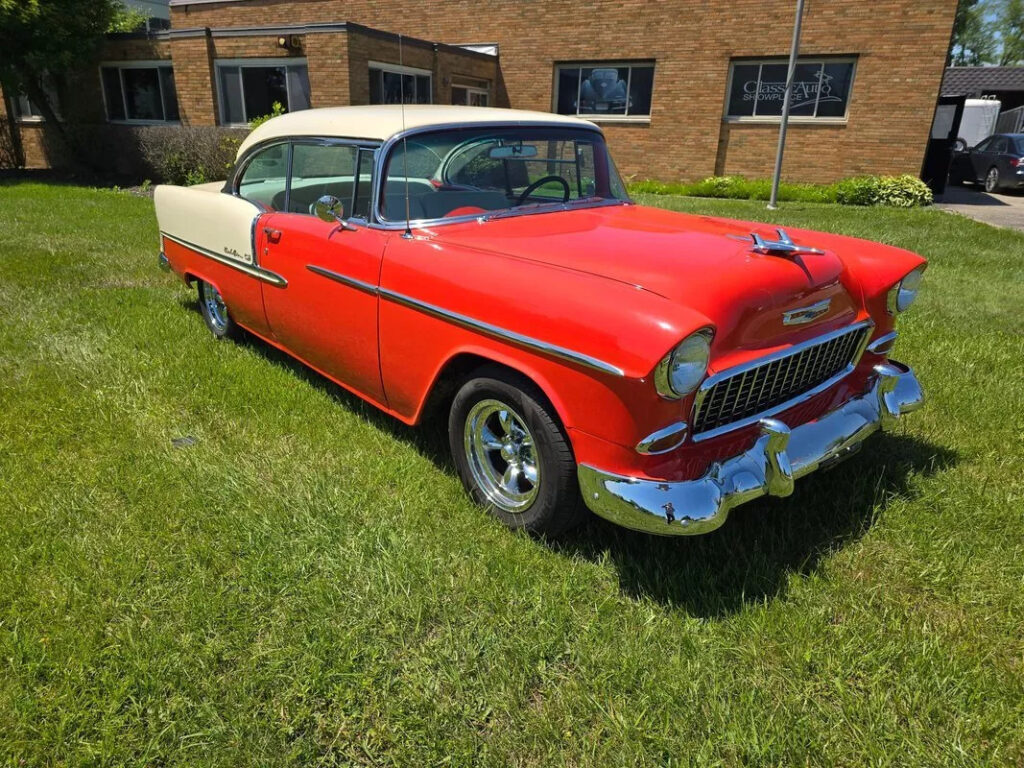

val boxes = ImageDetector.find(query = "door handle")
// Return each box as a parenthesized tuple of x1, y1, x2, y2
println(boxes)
(263, 227, 282, 243)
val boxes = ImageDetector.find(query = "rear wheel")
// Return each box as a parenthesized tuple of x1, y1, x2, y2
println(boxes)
(984, 166, 1002, 193)
(197, 280, 239, 339)
(448, 368, 586, 536)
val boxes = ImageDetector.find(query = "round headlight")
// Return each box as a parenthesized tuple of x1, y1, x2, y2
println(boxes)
(888, 266, 925, 314)
(655, 329, 712, 399)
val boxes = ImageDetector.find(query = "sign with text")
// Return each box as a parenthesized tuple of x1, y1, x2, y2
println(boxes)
(727, 60, 855, 119)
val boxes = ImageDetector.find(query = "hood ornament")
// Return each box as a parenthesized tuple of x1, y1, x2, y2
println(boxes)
(750, 228, 825, 257)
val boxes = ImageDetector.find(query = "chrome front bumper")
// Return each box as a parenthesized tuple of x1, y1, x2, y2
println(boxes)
(578, 361, 924, 536)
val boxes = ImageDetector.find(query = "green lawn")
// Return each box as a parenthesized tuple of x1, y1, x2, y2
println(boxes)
(1, 181, 1023, 766)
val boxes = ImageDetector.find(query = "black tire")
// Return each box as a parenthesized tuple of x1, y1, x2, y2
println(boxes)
(448, 366, 587, 537)
(984, 166, 1002, 194)
(197, 280, 239, 339)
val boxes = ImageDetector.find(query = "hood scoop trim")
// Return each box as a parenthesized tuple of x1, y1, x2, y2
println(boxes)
(731, 228, 826, 257)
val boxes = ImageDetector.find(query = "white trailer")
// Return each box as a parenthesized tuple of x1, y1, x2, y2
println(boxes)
(956, 98, 1002, 150)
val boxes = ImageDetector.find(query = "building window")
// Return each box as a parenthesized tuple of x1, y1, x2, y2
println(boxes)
(368, 62, 432, 105)
(10, 81, 60, 122)
(554, 62, 654, 120)
(725, 58, 856, 121)
(451, 84, 489, 107)
(216, 59, 311, 127)
(100, 62, 179, 123)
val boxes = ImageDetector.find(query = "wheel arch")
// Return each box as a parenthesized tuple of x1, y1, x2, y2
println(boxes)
(415, 349, 573, 434)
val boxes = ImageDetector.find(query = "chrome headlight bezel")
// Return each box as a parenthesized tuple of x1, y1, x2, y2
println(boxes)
(887, 265, 926, 314)
(654, 328, 714, 400)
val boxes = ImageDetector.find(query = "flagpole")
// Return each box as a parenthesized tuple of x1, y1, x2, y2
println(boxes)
(767, 0, 807, 210)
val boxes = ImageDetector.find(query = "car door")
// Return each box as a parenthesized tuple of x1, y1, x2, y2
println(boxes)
(258, 141, 389, 405)
(969, 136, 997, 181)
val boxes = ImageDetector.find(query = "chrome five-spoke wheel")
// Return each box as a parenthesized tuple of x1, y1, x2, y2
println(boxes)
(449, 367, 587, 536)
(198, 280, 238, 339)
(464, 399, 540, 513)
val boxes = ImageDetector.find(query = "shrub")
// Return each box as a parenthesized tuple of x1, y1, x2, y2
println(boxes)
(629, 173, 931, 208)
(133, 125, 245, 185)
(248, 101, 286, 130)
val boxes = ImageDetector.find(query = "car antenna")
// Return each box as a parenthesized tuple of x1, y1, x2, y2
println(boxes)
(399, 33, 412, 240)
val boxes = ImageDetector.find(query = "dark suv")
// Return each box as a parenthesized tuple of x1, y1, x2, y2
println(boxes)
(950, 133, 1024, 193)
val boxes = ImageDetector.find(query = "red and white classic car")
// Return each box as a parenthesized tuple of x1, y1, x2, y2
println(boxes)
(155, 105, 926, 537)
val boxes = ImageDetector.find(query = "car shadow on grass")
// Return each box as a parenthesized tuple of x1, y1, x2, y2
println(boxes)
(548, 433, 957, 617)
(185, 297, 958, 619)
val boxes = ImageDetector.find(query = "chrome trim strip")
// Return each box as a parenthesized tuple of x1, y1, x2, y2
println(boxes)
(305, 264, 623, 376)
(690, 320, 874, 443)
(378, 288, 625, 377)
(580, 361, 924, 536)
(636, 421, 689, 455)
(305, 264, 378, 295)
(867, 330, 898, 355)
(160, 231, 288, 287)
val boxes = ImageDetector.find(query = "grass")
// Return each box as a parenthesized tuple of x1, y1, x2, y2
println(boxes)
(1, 181, 1023, 766)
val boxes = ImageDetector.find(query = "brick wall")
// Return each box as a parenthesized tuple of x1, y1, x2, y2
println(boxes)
(170, 0, 957, 183)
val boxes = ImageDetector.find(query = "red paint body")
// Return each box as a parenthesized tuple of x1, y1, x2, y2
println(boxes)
(163, 202, 925, 482)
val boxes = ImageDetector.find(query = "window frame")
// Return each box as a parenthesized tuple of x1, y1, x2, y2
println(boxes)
(451, 84, 490, 107)
(98, 60, 179, 125)
(231, 136, 381, 224)
(723, 56, 858, 124)
(552, 61, 655, 123)
(368, 61, 434, 105)
(214, 57, 311, 128)
(10, 79, 60, 123)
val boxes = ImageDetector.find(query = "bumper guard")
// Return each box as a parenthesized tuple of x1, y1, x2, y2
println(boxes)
(578, 361, 924, 536)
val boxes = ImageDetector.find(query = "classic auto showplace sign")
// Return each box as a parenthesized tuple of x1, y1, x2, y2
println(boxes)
(727, 59, 855, 119)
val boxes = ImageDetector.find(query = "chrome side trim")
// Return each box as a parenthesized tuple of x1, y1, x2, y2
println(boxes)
(378, 288, 625, 377)
(580, 361, 924, 536)
(867, 330, 898, 355)
(690, 320, 874, 443)
(160, 231, 288, 287)
(305, 264, 378, 295)
(636, 421, 689, 455)
(305, 264, 623, 377)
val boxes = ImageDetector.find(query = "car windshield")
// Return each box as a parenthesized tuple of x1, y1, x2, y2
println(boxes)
(380, 126, 629, 222)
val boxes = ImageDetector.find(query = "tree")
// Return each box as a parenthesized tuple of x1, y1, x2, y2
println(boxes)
(0, 0, 132, 161)
(995, 0, 1024, 64)
(948, 0, 998, 66)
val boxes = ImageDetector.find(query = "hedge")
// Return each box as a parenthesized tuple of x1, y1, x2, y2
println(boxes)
(628, 174, 933, 208)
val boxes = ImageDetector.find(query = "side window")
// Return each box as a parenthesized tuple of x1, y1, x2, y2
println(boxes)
(238, 143, 288, 210)
(289, 143, 362, 217)
(974, 137, 994, 152)
(992, 137, 1009, 154)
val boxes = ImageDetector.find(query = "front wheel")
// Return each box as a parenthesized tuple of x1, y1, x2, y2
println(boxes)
(448, 368, 586, 536)
(984, 166, 1002, 194)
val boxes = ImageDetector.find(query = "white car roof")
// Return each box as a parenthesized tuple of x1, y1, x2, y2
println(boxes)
(236, 105, 598, 159)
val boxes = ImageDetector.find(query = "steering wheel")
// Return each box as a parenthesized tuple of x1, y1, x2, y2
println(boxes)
(515, 175, 570, 206)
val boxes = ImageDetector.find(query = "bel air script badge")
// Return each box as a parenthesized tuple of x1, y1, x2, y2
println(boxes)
(783, 298, 831, 325)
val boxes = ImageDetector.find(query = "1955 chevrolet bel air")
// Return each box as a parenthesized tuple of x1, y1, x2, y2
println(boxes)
(154, 105, 926, 537)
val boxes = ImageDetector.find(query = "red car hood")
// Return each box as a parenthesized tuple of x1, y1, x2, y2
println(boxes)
(429, 204, 862, 350)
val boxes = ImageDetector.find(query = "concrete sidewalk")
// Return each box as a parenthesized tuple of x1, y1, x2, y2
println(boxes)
(934, 184, 1024, 231)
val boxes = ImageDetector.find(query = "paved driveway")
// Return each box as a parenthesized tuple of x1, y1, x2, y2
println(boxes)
(935, 184, 1024, 231)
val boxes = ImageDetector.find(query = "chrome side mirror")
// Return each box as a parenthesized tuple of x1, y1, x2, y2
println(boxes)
(314, 194, 344, 223)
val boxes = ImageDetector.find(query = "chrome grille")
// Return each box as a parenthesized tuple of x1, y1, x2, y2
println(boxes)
(692, 324, 871, 439)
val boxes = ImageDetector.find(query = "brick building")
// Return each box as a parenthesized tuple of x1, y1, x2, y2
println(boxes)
(1, 0, 957, 184)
